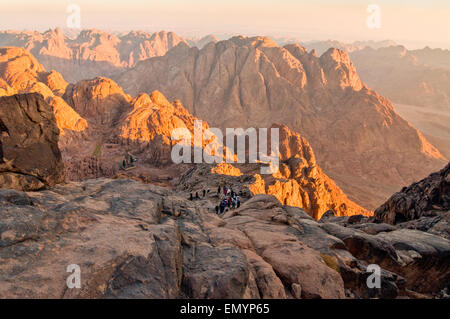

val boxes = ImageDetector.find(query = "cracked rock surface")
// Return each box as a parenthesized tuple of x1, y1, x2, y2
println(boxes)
(1, 178, 448, 299)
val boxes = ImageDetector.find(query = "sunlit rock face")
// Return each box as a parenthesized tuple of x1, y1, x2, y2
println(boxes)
(173, 124, 371, 219)
(0, 47, 87, 134)
(63, 77, 132, 126)
(246, 124, 371, 219)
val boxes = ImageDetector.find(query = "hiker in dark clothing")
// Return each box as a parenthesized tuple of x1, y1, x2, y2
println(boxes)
(237, 196, 241, 208)
(189, 193, 193, 201)
(223, 186, 227, 195)
(126, 151, 136, 165)
(202, 189, 206, 198)
(217, 186, 221, 194)
(195, 192, 200, 200)
(219, 201, 225, 214)
(227, 199, 231, 208)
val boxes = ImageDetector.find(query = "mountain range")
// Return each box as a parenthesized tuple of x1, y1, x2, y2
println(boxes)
(1, 29, 448, 211)
(0, 28, 187, 83)
(0, 91, 448, 298)
(0, 46, 369, 219)
(114, 36, 446, 209)
(0, 28, 449, 300)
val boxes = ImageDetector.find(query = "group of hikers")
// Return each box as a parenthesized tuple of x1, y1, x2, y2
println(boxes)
(189, 189, 210, 200)
(187, 184, 242, 216)
(215, 185, 241, 215)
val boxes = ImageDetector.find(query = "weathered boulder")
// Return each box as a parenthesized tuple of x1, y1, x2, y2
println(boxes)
(376, 229, 450, 293)
(321, 222, 450, 294)
(375, 162, 450, 224)
(0, 93, 64, 190)
(182, 244, 250, 299)
(396, 211, 450, 240)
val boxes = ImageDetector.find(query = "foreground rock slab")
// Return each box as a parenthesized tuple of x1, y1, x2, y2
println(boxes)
(1, 178, 449, 299)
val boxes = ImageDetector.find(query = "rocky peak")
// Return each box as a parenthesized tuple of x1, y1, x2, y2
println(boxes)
(283, 43, 308, 56)
(42, 27, 67, 44)
(189, 34, 219, 49)
(229, 35, 279, 49)
(251, 123, 371, 219)
(275, 123, 315, 162)
(0, 47, 88, 134)
(120, 91, 195, 142)
(150, 90, 171, 106)
(75, 29, 121, 45)
(64, 77, 131, 125)
(0, 47, 45, 90)
(39, 28, 72, 59)
(319, 48, 364, 91)
(118, 90, 228, 166)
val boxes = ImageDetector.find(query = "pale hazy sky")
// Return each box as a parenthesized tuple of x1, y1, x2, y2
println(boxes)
(1, 0, 449, 49)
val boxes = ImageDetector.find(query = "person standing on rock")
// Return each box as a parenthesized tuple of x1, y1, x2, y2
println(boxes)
(202, 189, 206, 198)
(124, 151, 137, 168)
(195, 192, 200, 200)
(217, 186, 221, 195)
(219, 200, 226, 214)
